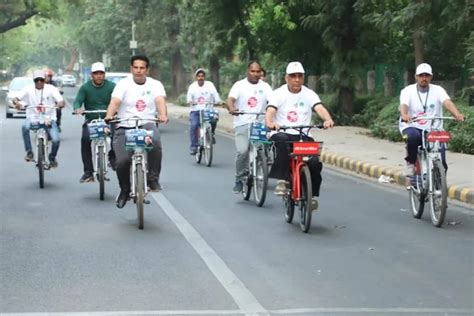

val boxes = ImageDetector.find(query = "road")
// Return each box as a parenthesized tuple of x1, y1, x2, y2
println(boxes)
(0, 87, 473, 315)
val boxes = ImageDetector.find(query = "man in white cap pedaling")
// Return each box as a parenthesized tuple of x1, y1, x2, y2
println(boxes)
(265, 61, 334, 211)
(399, 62, 464, 177)
(73, 62, 116, 183)
(12, 70, 64, 167)
(186, 68, 221, 155)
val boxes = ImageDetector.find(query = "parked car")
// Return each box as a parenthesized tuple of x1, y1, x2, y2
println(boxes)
(105, 72, 130, 84)
(4, 76, 33, 118)
(61, 74, 76, 87)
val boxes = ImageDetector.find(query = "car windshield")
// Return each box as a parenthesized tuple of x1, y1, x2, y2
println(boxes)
(106, 73, 129, 83)
(10, 77, 33, 91)
(63, 75, 75, 79)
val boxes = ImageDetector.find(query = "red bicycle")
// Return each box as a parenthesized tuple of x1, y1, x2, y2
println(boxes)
(277, 125, 323, 233)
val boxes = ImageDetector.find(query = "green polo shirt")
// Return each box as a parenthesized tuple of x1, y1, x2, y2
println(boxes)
(73, 79, 116, 120)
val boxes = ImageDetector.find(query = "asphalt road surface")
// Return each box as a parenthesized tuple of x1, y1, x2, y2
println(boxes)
(1, 86, 473, 315)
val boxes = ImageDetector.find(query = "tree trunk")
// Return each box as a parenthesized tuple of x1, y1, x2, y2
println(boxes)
(383, 71, 394, 97)
(65, 49, 78, 73)
(367, 70, 375, 96)
(413, 28, 424, 67)
(171, 50, 183, 98)
(338, 86, 354, 116)
(209, 54, 220, 92)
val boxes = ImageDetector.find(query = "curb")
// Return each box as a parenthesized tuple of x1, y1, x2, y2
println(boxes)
(321, 152, 474, 205)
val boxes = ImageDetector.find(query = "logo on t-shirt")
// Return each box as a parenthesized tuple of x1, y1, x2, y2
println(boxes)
(197, 96, 206, 104)
(247, 97, 258, 108)
(136, 100, 146, 112)
(416, 111, 427, 125)
(287, 111, 298, 122)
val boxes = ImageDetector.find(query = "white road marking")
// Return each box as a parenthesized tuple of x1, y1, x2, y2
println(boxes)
(152, 192, 268, 316)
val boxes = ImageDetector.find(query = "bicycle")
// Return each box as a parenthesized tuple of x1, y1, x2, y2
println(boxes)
(110, 117, 158, 230)
(407, 116, 455, 227)
(235, 111, 271, 207)
(276, 125, 323, 233)
(26, 105, 57, 189)
(75, 110, 110, 200)
(195, 106, 218, 167)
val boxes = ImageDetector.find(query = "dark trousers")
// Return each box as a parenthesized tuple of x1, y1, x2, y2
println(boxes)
(189, 111, 216, 150)
(81, 121, 115, 175)
(56, 108, 62, 127)
(402, 127, 447, 171)
(269, 132, 323, 197)
(113, 123, 162, 191)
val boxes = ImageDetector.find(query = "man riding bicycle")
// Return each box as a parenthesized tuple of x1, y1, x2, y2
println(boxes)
(73, 62, 116, 183)
(12, 70, 64, 168)
(399, 63, 464, 176)
(227, 61, 273, 193)
(265, 62, 334, 210)
(187, 68, 221, 155)
(105, 54, 168, 209)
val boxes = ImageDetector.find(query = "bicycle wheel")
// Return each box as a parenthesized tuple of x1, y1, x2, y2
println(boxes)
(195, 129, 203, 164)
(204, 126, 213, 167)
(97, 145, 105, 200)
(409, 156, 426, 219)
(284, 193, 295, 223)
(38, 138, 45, 189)
(429, 160, 447, 227)
(135, 163, 145, 230)
(253, 148, 268, 207)
(299, 165, 313, 233)
(242, 174, 252, 201)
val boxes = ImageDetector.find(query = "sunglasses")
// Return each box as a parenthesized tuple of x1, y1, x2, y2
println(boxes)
(34, 78, 45, 82)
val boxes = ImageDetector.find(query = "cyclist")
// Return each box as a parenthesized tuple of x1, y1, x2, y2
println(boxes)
(73, 62, 116, 183)
(186, 68, 221, 155)
(265, 61, 334, 210)
(44, 69, 63, 131)
(105, 54, 168, 209)
(12, 70, 65, 167)
(227, 61, 273, 193)
(399, 63, 464, 176)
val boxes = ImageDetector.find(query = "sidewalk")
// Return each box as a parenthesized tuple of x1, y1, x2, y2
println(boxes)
(167, 103, 474, 205)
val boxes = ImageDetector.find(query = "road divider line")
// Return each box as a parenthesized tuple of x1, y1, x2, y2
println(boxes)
(152, 192, 268, 316)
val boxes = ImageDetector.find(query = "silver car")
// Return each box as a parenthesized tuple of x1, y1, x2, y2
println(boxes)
(61, 74, 76, 87)
(4, 76, 33, 118)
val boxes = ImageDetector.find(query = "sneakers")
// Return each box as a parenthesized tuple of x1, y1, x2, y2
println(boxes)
(404, 163, 415, 177)
(233, 181, 243, 194)
(24, 151, 34, 162)
(116, 189, 130, 208)
(49, 155, 58, 168)
(310, 197, 318, 212)
(190, 147, 197, 155)
(148, 180, 163, 192)
(79, 173, 94, 183)
(274, 180, 288, 196)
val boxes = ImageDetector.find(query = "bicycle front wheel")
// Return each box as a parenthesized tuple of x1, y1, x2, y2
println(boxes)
(204, 126, 213, 167)
(135, 163, 145, 230)
(299, 165, 313, 233)
(97, 145, 105, 200)
(38, 138, 45, 189)
(429, 160, 447, 227)
(253, 148, 268, 207)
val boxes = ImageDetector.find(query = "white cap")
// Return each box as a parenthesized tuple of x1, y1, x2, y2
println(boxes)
(286, 61, 305, 75)
(33, 70, 45, 80)
(91, 62, 105, 73)
(416, 63, 432, 76)
(195, 68, 206, 76)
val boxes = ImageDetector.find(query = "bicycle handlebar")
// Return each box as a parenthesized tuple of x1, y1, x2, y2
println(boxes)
(108, 116, 160, 125)
(277, 123, 324, 131)
(411, 116, 456, 122)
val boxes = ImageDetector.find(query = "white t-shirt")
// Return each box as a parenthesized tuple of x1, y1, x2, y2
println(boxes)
(17, 83, 63, 121)
(186, 81, 221, 111)
(228, 78, 273, 128)
(112, 76, 166, 127)
(268, 84, 321, 135)
(398, 83, 450, 132)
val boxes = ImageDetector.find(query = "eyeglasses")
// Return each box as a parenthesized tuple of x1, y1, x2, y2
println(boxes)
(34, 78, 45, 83)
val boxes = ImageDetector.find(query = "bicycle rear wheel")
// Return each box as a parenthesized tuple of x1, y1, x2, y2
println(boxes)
(429, 160, 447, 227)
(204, 126, 213, 167)
(299, 165, 312, 233)
(98, 145, 105, 200)
(135, 163, 145, 230)
(37, 138, 45, 189)
(253, 149, 268, 207)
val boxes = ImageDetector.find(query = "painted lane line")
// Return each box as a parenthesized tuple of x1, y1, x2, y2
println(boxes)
(152, 192, 268, 316)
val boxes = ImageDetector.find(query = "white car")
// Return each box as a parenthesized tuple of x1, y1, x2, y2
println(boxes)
(61, 74, 76, 87)
(105, 72, 130, 84)
(4, 76, 33, 118)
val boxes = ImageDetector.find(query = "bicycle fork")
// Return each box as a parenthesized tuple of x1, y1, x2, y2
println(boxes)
(130, 152, 148, 199)
(36, 130, 49, 169)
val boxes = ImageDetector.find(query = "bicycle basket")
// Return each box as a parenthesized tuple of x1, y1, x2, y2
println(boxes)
(125, 129, 154, 150)
(249, 122, 268, 142)
(88, 121, 108, 139)
(29, 121, 47, 131)
(291, 141, 323, 156)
